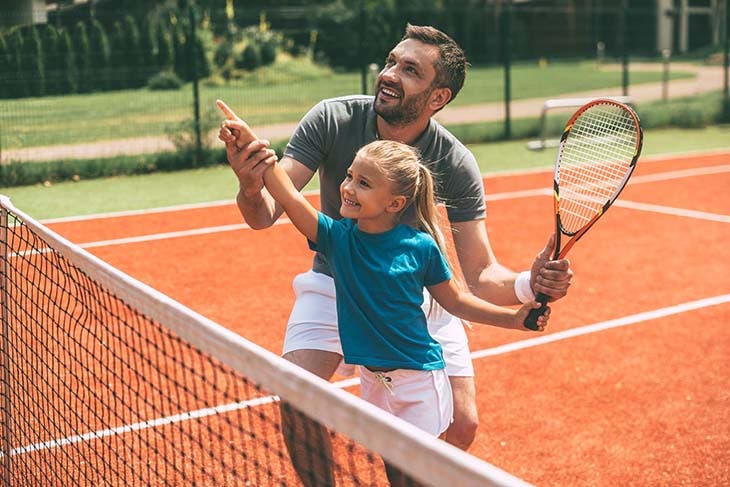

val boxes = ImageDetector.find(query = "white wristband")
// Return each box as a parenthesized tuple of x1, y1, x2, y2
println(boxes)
(515, 271, 536, 303)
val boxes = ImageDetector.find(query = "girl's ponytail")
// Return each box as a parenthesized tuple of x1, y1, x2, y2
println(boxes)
(413, 163, 448, 258)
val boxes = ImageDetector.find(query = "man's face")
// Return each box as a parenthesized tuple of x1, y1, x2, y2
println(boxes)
(374, 39, 440, 126)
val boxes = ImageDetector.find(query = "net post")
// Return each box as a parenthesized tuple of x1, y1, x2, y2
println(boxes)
(0, 196, 11, 485)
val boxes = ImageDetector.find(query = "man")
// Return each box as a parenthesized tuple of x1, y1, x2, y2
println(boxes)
(220, 24, 572, 485)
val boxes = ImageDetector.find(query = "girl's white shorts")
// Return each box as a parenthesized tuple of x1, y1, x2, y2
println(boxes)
(282, 270, 474, 377)
(358, 366, 454, 437)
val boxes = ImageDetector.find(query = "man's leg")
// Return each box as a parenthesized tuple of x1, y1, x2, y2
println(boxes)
(443, 375, 478, 450)
(280, 348, 342, 487)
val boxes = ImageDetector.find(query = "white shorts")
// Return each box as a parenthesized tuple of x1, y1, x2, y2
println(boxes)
(282, 270, 474, 377)
(358, 367, 453, 437)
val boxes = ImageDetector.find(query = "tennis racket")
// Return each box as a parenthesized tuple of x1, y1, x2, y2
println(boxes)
(524, 98, 643, 330)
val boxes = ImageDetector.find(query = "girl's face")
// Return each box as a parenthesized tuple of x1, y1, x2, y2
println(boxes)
(339, 154, 405, 232)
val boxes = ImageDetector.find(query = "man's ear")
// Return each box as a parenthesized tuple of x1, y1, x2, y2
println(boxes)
(387, 195, 408, 213)
(429, 87, 452, 112)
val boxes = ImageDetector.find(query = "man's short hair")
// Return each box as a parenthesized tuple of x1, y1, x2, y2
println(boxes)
(402, 24, 468, 103)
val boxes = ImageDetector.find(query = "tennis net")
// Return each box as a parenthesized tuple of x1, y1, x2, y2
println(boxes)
(0, 195, 528, 486)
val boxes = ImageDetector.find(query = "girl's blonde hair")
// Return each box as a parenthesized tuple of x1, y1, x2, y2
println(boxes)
(357, 140, 464, 316)
(356, 140, 448, 258)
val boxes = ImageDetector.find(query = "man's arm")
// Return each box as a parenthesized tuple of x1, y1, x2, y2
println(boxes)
(217, 99, 316, 230)
(451, 220, 572, 306)
(229, 146, 315, 229)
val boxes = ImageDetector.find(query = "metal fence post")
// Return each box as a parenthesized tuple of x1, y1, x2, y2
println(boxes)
(359, 0, 368, 95)
(501, 0, 513, 140)
(189, 1, 202, 164)
(722, 0, 730, 122)
(620, 0, 629, 96)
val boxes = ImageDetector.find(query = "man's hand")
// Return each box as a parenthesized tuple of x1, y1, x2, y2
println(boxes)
(217, 99, 257, 146)
(216, 99, 277, 199)
(530, 234, 573, 301)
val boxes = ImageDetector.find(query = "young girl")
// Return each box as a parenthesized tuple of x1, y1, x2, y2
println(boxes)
(261, 139, 547, 439)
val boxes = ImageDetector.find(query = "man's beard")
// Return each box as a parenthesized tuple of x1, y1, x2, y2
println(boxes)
(374, 84, 433, 126)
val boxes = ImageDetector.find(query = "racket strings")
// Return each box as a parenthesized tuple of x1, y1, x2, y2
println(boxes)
(558, 104, 638, 234)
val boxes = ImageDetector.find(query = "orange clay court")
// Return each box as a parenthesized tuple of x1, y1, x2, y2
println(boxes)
(44, 150, 730, 486)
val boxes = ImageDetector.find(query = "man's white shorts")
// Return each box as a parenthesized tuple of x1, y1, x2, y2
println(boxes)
(358, 367, 453, 437)
(282, 270, 474, 377)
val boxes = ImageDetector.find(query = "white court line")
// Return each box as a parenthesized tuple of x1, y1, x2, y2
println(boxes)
(614, 200, 730, 223)
(41, 190, 320, 224)
(5, 294, 728, 457)
(470, 294, 730, 359)
(68, 188, 551, 249)
(629, 164, 730, 185)
(1, 395, 280, 458)
(77, 219, 290, 250)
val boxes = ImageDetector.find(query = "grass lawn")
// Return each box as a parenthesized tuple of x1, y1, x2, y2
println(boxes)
(3, 125, 728, 221)
(0, 60, 691, 150)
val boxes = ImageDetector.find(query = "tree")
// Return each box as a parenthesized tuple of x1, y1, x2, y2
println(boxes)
(157, 20, 174, 71)
(122, 15, 144, 88)
(89, 19, 111, 91)
(110, 21, 127, 90)
(22, 27, 45, 97)
(59, 28, 78, 94)
(139, 18, 158, 83)
(73, 22, 92, 93)
(41, 25, 62, 95)
(7, 29, 25, 98)
(0, 32, 10, 99)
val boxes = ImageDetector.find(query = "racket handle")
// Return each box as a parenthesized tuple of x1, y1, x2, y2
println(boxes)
(523, 293, 550, 330)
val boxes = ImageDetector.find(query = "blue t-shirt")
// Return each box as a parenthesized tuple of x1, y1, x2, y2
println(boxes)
(310, 212, 452, 370)
(285, 95, 486, 276)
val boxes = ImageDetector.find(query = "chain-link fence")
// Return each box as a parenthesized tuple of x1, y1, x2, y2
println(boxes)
(0, 0, 728, 172)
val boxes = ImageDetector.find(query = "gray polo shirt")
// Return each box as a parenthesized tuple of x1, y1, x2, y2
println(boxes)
(284, 95, 486, 275)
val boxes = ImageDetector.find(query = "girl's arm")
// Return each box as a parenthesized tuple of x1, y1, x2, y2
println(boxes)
(427, 279, 547, 331)
(263, 162, 319, 243)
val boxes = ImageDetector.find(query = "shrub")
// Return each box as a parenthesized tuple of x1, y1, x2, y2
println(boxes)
(260, 39, 277, 66)
(670, 105, 708, 128)
(237, 43, 261, 71)
(147, 70, 183, 90)
(214, 41, 232, 68)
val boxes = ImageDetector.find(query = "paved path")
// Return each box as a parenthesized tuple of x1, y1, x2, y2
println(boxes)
(3, 63, 726, 163)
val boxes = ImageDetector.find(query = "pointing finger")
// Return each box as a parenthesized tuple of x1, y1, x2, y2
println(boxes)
(216, 99, 240, 121)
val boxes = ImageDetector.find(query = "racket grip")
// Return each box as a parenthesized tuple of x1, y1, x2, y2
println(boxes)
(523, 293, 550, 330)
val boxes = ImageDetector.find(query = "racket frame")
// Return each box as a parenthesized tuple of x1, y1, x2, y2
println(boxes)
(525, 98, 643, 330)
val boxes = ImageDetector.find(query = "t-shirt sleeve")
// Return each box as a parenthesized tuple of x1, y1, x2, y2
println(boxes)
(308, 212, 333, 254)
(441, 151, 487, 223)
(423, 241, 452, 287)
(284, 101, 331, 172)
